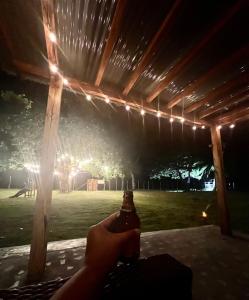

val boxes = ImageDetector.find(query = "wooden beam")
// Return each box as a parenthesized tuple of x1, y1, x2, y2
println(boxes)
(0, 19, 15, 58)
(14, 59, 50, 79)
(40, 0, 58, 65)
(227, 112, 249, 124)
(146, 0, 244, 103)
(185, 73, 249, 113)
(27, 0, 60, 282)
(95, 0, 127, 86)
(165, 45, 249, 109)
(123, 0, 182, 96)
(210, 126, 232, 235)
(14, 59, 209, 127)
(215, 103, 249, 124)
(199, 90, 249, 119)
(27, 75, 63, 282)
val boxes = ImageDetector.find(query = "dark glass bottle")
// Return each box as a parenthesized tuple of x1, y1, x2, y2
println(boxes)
(108, 191, 140, 262)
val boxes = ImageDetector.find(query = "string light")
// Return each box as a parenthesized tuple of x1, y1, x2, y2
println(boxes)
(217, 125, 222, 130)
(201, 125, 206, 129)
(229, 123, 235, 129)
(86, 94, 92, 101)
(63, 78, 69, 85)
(170, 117, 174, 123)
(180, 117, 185, 123)
(140, 109, 145, 116)
(105, 97, 110, 104)
(49, 32, 57, 43)
(202, 211, 207, 218)
(157, 111, 161, 118)
(50, 64, 58, 73)
(125, 104, 130, 111)
(192, 125, 197, 131)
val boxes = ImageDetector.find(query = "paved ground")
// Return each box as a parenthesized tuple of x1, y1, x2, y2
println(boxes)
(0, 225, 249, 299)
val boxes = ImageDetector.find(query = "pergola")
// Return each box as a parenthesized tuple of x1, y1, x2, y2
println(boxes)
(0, 0, 248, 281)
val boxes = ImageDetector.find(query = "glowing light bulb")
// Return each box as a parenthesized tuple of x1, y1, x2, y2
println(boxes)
(201, 125, 205, 129)
(217, 125, 222, 130)
(170, 117, 174, 123)
(157, 111, 161, 118)
(180, 118, 185, 123)
(49, 32, 57, 43)
(63, 78, 69, 85)
(140, 109, 145, 116)
(192, 125, 197, 131)
(229, 123, 235, 129)
(50, 64, 58, 73)
(202, 211, 207, 218)
(86, 94, 92, 101)
(105, 97, 110, 103)
(125, 105, 130, 111)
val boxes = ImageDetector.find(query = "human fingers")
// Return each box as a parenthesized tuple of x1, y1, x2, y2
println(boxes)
(114, 228, 140, 245)
(98, 212, 119, 229)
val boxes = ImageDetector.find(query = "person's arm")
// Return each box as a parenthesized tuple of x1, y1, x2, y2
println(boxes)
(51, 213, 140, 300)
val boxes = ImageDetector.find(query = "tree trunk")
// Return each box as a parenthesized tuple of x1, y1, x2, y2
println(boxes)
(121, 176, 124, 191)
(130, 171, 135, 190)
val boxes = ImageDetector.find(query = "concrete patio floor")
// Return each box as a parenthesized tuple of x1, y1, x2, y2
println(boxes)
(0, 225, 249, 299)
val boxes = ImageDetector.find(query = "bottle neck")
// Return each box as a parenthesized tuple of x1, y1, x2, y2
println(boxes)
(120, 207, 136, 213)
(121, 197, 135, 212)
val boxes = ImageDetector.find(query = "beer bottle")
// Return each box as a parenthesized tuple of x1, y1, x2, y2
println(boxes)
(108, 191, 140, 262)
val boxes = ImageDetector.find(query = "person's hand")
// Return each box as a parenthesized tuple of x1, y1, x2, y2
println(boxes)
(51, 213, 140, 300)
(84, 212, 140, 275)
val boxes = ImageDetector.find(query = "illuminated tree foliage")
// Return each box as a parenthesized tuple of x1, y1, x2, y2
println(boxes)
(150, 154, 213, 190)
(0, 91, 125, 185)
(0, 91, 43, 171)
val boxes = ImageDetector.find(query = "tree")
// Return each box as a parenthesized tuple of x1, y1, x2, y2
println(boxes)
(0, 90, 43, 171)
(150, 154, 213, 190)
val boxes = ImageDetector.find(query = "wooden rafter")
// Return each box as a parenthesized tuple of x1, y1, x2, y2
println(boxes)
(0, 20, 15, 58)
(13, 59, 209, 127)
(95, 0, 127, 86)
(165, 45, 248, 109)
(215, 104, 249, 124)
(185, 73, 249, 113)
(123, 0, 182, 96)
(146, 0, 244, 103)
(199, 89, 249, 119)
(228, 112, 249, 124)
(41, 0, 58, 65)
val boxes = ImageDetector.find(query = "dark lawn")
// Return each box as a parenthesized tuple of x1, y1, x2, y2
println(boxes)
(0, 189, 248, 247)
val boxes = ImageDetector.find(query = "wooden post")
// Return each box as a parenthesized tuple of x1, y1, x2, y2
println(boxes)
(27, 75, 63, 281)
(210, 125, 232, 235)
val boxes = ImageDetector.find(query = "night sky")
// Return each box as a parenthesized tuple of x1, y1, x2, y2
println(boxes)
(0, 71, 249, 190)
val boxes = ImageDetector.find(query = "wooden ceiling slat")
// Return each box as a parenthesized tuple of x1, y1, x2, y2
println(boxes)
(185, 73, 249, 113)
(199, 90, 249, 119)
(165, 45, 248, 109)
(123, 0, 182, 96)
(146, 0, 244, 103)
(41, 0, 58, 66)
(14, 59, 209, 127)
(95, 0, 127, 86)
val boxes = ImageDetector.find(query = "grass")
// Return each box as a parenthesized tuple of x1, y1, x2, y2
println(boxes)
(0, 189, 248, 247)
